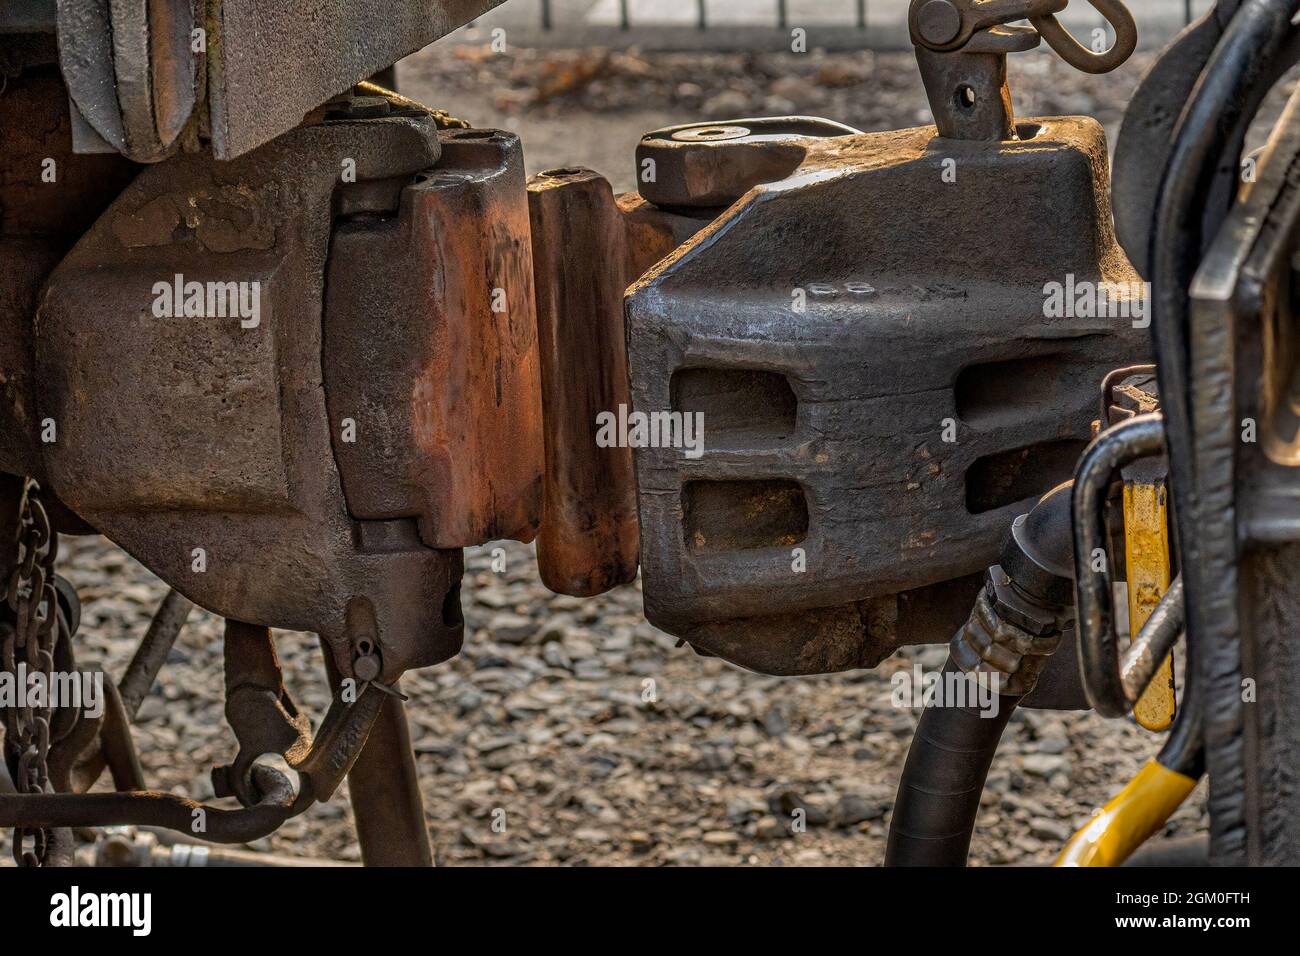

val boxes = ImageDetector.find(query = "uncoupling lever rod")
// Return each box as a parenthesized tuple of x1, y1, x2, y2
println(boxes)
(908, 0, 1137, 140)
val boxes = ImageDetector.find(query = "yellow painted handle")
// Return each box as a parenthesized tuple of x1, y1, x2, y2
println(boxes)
(1054, 760, 1198, 867)
(1123, 481, 1177, 731)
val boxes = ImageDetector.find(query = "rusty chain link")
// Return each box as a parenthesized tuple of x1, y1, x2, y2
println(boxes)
(2, 478, 64, 865)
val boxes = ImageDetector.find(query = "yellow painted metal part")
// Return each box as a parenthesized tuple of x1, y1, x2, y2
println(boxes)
(1054, 760, 1198, 866)
(1122, 481, 1176, 731)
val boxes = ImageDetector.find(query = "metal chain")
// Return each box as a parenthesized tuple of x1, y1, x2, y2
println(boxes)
(2, 478, 63, 866)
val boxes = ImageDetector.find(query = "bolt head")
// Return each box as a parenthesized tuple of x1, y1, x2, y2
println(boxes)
(353, 652, 381, 683)
(917, 0, 962, 46)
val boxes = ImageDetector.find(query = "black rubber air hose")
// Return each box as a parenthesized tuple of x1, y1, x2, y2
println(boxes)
(885, 483, 1076, 866)
(884, 665, 1022, 866)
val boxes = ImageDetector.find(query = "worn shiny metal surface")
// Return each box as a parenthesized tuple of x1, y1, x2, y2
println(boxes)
(218, 621, 313, 808)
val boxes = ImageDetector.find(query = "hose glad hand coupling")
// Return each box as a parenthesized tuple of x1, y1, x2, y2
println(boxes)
(950, 482, 1077, 698)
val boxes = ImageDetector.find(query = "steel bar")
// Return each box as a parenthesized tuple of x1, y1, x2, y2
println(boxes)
(73, 679, 147, 793)
(1120, 577, 1185, 706)
(320, 640, 431, 867)
(119, 588, 193, 720)
(0, 766, 296, 844)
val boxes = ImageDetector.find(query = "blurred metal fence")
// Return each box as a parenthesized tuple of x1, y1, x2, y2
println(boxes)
(545, 0, 869, 31)
(528, 0, 1200, 32)
(458, 0, 1212, 50)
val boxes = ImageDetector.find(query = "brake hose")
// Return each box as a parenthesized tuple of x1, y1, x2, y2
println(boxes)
(886, 483, 1076, 866)
(885, 669, 1023, 866)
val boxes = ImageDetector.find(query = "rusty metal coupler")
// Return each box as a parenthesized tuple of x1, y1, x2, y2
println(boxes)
(30, 89, 546, 683)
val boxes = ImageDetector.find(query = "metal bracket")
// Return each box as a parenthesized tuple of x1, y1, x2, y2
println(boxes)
(909, 0, 1136, 141)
